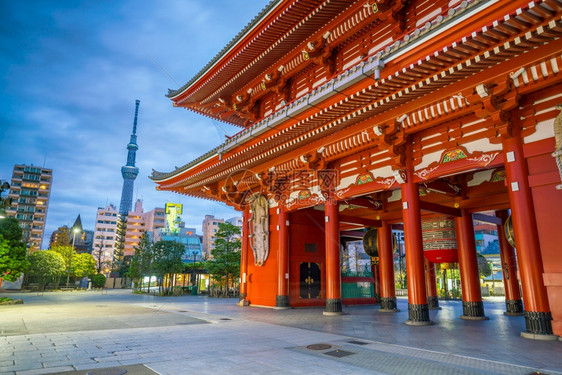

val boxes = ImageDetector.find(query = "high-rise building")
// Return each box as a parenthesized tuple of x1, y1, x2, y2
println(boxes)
(202, 215, 224, 256)
(6, 164, 52, 250)
(157, 204, 202, 262)
(114, 100, 141, 266)
(226, 216, 243, 229)
(123, 199, 165, 258)
(93, 204, 119, 274)
(159, 226, 203, 263)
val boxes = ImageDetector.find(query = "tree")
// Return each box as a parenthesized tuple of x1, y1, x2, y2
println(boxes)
(151, 240, 184, 295)
(0, 217, 29, 282)
(477, 254, 492, 278)
(51, 245, 76, 287)
(91, 273, 106, 288)
(27, 250, 65, 290)
(92, 239, 108, 274)
(71, 253, 96, 279)
(50, 226, 71, 248)
(128, 233, 153, 290)
(206, 222, 241, 295)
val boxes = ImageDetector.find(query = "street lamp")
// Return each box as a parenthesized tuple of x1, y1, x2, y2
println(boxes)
(66, 227, 81, 288)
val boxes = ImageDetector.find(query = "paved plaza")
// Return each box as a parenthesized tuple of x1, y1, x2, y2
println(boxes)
(0, 289, 560, 375)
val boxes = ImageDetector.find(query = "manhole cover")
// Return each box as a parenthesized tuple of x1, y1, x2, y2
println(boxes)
(348, 340, 369, 345)
(86, 367, 127, 375)
(324, 349, 355, 358)
(178, 310, 189, 312)
(220, 318, 232, 320)
(306, 343, 332, 351)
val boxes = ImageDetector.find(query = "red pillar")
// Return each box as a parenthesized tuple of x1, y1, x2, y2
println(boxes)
(238, 208, 250, 306)
(378, 221, 398, 312)
(455, 209, 487, 320)
(425, 259, 439, 310)
(496, 210, 523, 316)
(276, 204, 289, 308)
(324, 196, 342, 314)
(503, 130, 553, 337)
(401, 162, 431, 325)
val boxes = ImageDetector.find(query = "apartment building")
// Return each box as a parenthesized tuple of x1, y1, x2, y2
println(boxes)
(202, 215, 224, 256)
(123, 200, 165, 257)
(93, 204, 119, 273)
(6, 164, 52, 250)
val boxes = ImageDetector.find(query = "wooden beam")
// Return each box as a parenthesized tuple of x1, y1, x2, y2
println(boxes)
(419, 201, 462, 217)
(392, 224, 404, 231)
(342, 197, 383, 210)
(339, 230, 365, 237)
(421, 180, 462, 197)
(339, 214, 381, 228)
(472, 213, 502, 225)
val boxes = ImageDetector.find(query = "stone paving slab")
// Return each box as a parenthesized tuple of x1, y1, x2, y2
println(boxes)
(290, 340, 560, 375)
(53, 364, 159, 375)
(134, 295, 562, 371)
(1, 290, 561, 375)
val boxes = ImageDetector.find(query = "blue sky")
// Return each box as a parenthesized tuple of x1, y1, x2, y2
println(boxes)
(0, 0, 270, 247)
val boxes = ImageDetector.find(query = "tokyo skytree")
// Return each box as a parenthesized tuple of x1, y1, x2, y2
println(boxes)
(114, 100, 140, 268)
(119, 100, 140, 215)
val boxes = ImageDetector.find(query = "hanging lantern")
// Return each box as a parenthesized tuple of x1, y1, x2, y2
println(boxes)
(421, 217, 458, 263)
(505, 215, 516, 248)
(362, 228, 378, 258)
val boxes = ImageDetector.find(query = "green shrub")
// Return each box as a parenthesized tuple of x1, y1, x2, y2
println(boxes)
(91, 274, 106, 288)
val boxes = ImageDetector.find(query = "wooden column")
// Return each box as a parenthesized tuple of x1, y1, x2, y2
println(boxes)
(324, 197, 342, 315)
(425, 259, 439, 310)
(455, 209, 487, 320)
(378, 221, 398, 312)
(276, 204, 289, 308)
(495, 210, 523, 316)
(401, 160, 431, 325)
(239, 208, 250, 306)
(503, 129, 553, 337)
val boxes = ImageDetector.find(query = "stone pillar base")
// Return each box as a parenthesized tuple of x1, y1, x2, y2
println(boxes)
(520, 332, 559, 341)
(379, 297, 399, 312)
(460, 301, 487, 320)
(505, 299, 524, 315)
(275, 295, 290, 309)
(523, 311, 553, 336)
(323, 298, 343, 315)
(405, 303, 432, 325)
(237, 293, 249, 306)
(427, 296, 440, 310)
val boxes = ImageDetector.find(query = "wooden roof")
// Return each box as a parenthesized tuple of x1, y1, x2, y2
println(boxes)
(168, 0, 354, 126)
(154, 0, 562, 202)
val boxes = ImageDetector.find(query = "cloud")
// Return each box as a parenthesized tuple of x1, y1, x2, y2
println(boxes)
(0, 0, 269, 248)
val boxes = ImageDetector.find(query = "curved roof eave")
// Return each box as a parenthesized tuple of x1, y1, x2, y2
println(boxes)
(166, 0, 282, 100)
